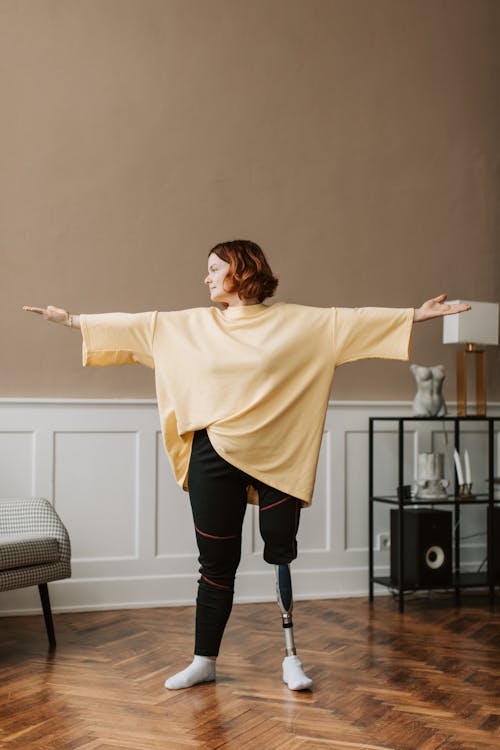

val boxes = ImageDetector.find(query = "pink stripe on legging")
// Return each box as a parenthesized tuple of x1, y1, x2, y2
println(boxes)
(195, 526, 240, 540)
(259, 496, 291, 512)
(200, 575, 231, 591)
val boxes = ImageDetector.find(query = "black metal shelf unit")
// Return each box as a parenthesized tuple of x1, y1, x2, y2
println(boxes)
(368, 416, 498, 612)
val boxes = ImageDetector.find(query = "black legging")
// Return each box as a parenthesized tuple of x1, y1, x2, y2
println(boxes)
(188, 428, 301, 656)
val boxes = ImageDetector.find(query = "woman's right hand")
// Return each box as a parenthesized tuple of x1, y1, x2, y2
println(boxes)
(22, 305, 70, 324)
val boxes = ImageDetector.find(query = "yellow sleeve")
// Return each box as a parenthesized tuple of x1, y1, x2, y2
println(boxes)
(332, 307, 414, 366)
(80, 311, 158, 368)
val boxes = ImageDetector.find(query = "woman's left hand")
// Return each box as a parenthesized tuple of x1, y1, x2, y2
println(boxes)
(413, 294, 471, 323)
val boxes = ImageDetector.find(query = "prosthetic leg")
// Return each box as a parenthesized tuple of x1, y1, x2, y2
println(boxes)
(275, 563, 296, 655)
(275, 564, 313, 690)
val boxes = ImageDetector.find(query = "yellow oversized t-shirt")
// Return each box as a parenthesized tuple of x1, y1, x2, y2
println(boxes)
(80, 302, 414, 506)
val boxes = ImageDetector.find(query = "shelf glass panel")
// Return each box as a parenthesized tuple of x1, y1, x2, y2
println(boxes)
(372, 572, 494, 591)
(371, 495, 493, 505)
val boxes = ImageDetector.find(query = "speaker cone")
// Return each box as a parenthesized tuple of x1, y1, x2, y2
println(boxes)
(425, 545, 445, 570)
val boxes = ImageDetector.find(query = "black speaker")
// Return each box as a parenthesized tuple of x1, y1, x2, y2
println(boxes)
(492, 508, 500, 583)
(390, 508, 452, 589)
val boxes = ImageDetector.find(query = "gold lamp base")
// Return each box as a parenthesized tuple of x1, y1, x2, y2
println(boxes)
(456, 344, 486, 416)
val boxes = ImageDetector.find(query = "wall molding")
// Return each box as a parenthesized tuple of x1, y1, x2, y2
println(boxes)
(1, 399, 498, 615)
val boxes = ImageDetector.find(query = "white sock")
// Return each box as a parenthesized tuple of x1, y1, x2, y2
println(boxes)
(164, 655, 216, 690)
(282, 655, 313, 691)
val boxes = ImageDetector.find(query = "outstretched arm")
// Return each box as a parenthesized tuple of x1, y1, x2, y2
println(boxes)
(413, 294, 471, 323)
(23, 305, 157, 368)
(23, 305, 80, 329)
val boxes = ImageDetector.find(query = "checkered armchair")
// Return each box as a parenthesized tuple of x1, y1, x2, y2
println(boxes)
(0, 498, 71, 648)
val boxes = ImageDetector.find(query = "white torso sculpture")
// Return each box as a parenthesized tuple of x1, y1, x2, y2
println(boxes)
(410, 364, 447, 417)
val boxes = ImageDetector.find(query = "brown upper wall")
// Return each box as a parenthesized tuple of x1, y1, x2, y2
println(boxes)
(3, 0, 499, 401)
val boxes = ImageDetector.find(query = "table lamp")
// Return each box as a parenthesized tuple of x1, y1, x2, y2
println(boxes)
(443, 300, 499, 415)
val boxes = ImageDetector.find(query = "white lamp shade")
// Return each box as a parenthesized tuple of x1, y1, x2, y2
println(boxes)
(443, 300, 499, 346)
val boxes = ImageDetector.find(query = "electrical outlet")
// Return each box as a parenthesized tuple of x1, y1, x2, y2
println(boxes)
(377, 532, 390, 551)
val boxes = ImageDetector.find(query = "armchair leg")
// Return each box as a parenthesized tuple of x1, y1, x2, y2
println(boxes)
(38, 583, 56, 649)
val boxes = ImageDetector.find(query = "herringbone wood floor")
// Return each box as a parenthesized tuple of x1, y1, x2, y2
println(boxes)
(1, 595, 500, 749)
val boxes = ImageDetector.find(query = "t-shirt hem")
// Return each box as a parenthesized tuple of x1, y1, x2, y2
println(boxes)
(206, 428, 312, 506)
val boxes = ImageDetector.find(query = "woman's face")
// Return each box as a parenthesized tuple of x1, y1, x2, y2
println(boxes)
(205, 252, 233, 304)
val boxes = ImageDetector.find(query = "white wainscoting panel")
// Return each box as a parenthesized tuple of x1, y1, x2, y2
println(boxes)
(55, 431, 139, 561)
(156, 431, 197, 559)
(0, 431, 34, 497)
(0, 399, 498, 615)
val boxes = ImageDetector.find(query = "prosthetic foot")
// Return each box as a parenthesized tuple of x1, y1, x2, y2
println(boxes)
(275, 564, 313, 691)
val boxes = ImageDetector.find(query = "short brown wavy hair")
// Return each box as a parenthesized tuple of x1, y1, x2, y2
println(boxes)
(209, 240, 279, 303)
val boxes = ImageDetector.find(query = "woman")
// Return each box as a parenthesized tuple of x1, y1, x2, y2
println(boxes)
(23, 239, 470, 691)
